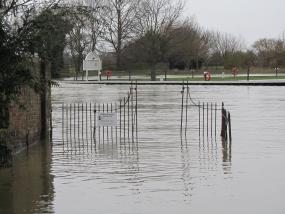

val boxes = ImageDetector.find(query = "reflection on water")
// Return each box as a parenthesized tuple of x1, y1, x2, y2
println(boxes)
(222, 139, 232, 175)
(1, 84, 285, 214)
(0, 143, 54, 214)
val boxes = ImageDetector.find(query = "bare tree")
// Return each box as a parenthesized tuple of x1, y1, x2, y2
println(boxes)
(66, 13, 90, 80)
(63, 0, 104, 80)
(209, 31, 245, 68)
(253, 38, 285, 67)
(101, 0, 140, 70)
(134, 0, 184, 80)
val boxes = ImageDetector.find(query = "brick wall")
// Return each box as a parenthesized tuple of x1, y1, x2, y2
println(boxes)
(6, 62, 51, 154)
(8, 87, 43, 153)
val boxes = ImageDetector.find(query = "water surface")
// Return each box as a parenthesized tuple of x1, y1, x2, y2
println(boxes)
(1, 83, 285, 214)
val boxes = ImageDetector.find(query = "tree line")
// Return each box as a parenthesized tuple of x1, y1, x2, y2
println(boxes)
(1, 0, 285, 89)
(61, 0, 285, 80)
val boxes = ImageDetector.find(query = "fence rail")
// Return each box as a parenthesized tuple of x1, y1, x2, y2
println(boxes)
(59, 82, 138, 152)
(180, 81, 232, 144)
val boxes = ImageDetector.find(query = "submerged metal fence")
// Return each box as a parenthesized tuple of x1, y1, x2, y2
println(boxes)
(180, 82, 232, 144)
(60, 82, 138, 151)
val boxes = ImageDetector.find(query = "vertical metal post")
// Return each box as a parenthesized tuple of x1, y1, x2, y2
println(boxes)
(77, 103, 80, 143)
(81, 103, 84, 144)
(94, 103, 97, 145)
(180, 81, 185, 136)
(207, 103, 209, 138)
(62, 103, 64, 144)
(185, 82, 189, 138)
(228, 112, 232, 143)
(66, 104, 68, 143)
(203, 102, 204, 137)
(198, 101, 200, 139)
(90, 103, 92, 144)
(135, 81, 138, 142)
(211, 103, 213, 138)
(70, 104, 72, 145)
(215, 103, 217, 139)
(107, 103, 109, 142)
(120, 100, 122, 143)
(86, 103, 88, 144)
(124, 97, 126, 143)
(103, 103, 105, 143)
(128, 92, 130, 141)
(221, 102, 226, 140)
(74, 103, 76, 143)
(98, 104, 101, 145)
(115, 103, 118, 145)
(131, 84, 134, 143)
(111, 103, 114, 144)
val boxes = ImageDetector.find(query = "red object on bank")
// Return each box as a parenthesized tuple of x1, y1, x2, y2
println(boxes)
(203, 71, 211, 81)
(106, 70, 112, 78)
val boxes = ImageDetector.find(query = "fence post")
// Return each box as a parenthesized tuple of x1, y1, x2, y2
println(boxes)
(185, 82, 189, 137)
(180, 81, 185, 137)
(135, 81, 138, 143)
(198, 101, 200, 139)
(221, 103, 227, 141)
(62, 103, 64, 145)
(228, 111, 232, 143)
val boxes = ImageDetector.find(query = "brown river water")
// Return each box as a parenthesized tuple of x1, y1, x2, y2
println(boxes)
(0, 82, 285, 214)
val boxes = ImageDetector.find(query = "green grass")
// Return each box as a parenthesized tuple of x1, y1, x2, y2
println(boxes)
(166, 75, 285, 81)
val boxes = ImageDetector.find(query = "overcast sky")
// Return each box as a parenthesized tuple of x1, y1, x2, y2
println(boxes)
(184, 0, 285, 46)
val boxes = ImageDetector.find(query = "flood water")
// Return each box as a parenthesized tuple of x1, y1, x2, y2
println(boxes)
(1, 83, 285, 214)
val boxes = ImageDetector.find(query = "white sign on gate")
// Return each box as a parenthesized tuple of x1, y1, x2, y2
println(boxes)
(97, 113, 117, 127)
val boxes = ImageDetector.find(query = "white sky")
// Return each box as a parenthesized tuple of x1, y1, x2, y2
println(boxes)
(184, 0, 285, 46)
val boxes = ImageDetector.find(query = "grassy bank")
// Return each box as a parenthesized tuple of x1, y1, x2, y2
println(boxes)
(166, 75, 285, 81)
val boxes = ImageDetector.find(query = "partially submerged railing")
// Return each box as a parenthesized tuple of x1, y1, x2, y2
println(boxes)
(59, 82, 138, 152)
(180, 81, 232, 143)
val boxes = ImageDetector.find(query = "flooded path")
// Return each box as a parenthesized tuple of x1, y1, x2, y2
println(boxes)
(1, 83, 285, 214)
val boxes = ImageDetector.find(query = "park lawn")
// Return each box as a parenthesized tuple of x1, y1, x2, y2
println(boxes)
(166, 75, 285, 81)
